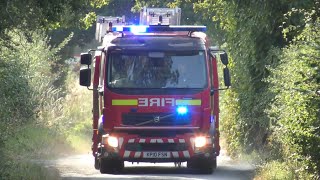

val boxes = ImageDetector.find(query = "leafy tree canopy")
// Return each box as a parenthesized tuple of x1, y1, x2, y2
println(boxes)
(0, 0, 109, 46)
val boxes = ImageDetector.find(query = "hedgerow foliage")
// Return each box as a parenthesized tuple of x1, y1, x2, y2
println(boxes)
(267, 16, 320, 178)
(0, 30, 71, 178)
(0, 30, 71, 135)
(0, 45, 34, 141)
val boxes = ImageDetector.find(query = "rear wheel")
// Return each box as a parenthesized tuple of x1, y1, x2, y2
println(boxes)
(100, 158, 124, 174)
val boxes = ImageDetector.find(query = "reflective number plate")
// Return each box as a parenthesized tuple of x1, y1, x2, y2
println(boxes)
(143, 152, 171, 158)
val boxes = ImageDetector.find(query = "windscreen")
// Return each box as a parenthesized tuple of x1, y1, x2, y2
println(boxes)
(108, 51, 207, 89)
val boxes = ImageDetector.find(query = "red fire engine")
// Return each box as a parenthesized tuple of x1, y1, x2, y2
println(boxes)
(79, 7, 230, 174)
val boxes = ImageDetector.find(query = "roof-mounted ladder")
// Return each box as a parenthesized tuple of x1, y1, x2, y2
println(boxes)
(95, 16, 126, 42)
(140, 7, 181, 25)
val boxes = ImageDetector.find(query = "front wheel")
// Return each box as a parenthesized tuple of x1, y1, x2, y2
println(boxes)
(94, 156, 100, 170)
(100, 158, 124, 174)
(187, 157, 217, 174)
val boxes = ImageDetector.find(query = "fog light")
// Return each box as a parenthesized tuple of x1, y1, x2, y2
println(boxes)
(194, 136, 206, 148)
(107, 136, 118, 148)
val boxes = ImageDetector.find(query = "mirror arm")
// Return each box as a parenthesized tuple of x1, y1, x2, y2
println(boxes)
(88, 49, 96, 54)
(210, 87, 230, 95)
(86, 64, 93, 90)
(217, 87, 230, 91)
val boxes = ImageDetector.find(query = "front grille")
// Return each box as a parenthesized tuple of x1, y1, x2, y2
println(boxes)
(125, 143, 188, 151)
(122, 113, 191, 126)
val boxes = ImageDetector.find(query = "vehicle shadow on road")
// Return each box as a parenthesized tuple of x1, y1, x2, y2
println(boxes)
(62, 166, 254, 180)
(61, 165, 254, 180)
(122, 166, 201, 174)
(122, 165, 254, 177)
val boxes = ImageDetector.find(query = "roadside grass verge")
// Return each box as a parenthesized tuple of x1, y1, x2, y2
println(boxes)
(62, 71, 92, 154)
(0, 71, 92, 179)
(254, 161, 294, 180)
(1, 124, 69, 179)
(4, 124, 74, 160)
(1, 161, 60, 180)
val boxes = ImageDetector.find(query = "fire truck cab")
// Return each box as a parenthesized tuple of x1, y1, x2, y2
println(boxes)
(79, 7, 230, 174)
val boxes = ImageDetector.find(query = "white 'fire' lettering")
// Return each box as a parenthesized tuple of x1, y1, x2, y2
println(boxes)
(138, 98, 148, 106)
(149, 98, 160, 106)
(138, 98, 175, 107)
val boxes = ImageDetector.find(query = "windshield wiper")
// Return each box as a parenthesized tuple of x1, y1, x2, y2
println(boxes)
(134, 113, 175, 126)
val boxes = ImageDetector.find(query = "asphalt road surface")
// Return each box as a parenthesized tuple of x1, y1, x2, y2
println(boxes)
(43, 149, 255, 180)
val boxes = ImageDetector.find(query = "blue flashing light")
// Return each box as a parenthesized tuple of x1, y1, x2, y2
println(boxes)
(177, 106, 188, 115)
(112, 25, 206, 33)
(115, 26, 123, 31)
(130, 26, 147, 33)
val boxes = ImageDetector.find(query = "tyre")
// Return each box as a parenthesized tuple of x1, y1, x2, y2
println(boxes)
(100, 158, 124, 174)
(94, 156, 100, 170)
(199, 165, 213, 174)
(199, 158, 216, 174)
(212, 158, 217, 169)
(187, 157, 216, 174)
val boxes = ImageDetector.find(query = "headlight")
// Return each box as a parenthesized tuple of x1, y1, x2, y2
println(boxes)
(102, 135, 118, 148)
(194, 136, 206, 148)
(107, 136, 118, 148)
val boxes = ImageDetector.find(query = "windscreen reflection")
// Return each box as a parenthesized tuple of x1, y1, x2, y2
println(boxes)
(108, 51, 207, 88)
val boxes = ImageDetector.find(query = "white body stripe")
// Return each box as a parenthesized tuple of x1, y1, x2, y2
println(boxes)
(157, 139, 163, 143)
(128, 139, 135, 143)
(150, 139, 157, 143)
(119, 137, 124, 148)
(139, 139, 146, 143)
(179, 139, 185, 143)
(134, 152, 141, 158)
(124, 151, 131, 158)
(183, 151, 190, 158)
(168, 139, 174, 143)
(172, 151, 179, 158)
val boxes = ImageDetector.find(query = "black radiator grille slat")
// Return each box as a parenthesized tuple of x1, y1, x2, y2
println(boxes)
(122, 113, 191, 126)
(125, 143, 188, 151)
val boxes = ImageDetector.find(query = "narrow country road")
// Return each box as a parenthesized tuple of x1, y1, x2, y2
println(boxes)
(43, 149, 255, 180)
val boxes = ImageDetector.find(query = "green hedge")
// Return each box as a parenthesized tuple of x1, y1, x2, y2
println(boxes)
(267, 18, 320, 179)
(0, 30, 71, 179)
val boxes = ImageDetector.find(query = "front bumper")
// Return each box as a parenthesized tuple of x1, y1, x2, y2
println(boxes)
(98, 135, 216, 163)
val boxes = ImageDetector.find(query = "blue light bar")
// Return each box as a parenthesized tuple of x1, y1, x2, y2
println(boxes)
(112, 25, 206, 33)
(130, 26, 147, 33)
(115, 26, 123, 31)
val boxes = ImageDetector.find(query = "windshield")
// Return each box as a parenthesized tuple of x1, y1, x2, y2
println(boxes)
(108, 51, 207, 88)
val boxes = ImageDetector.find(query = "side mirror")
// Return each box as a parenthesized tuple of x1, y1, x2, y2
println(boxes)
(220, 53, 228, 65)
(80, 68, 91, 86)
(223, 67, 231, 87)
(80, 53, 92, 65)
